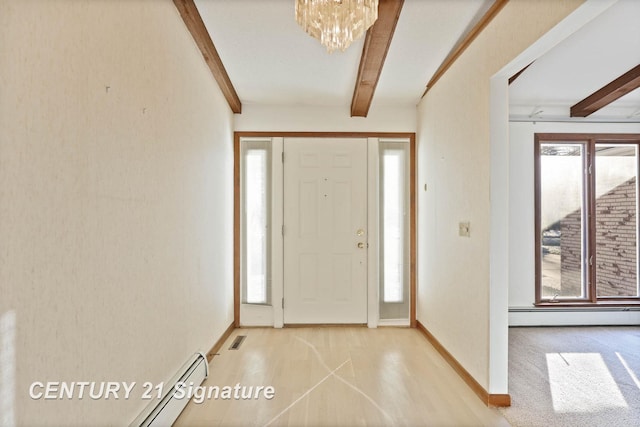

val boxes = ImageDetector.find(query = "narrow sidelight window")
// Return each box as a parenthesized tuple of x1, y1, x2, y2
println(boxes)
(379, 141, 410, 319)
(241, 140, 271, 304)
(535, 134, 640, 304)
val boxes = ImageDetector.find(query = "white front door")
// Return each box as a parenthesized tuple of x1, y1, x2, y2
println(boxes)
(283, 138, 368, 324)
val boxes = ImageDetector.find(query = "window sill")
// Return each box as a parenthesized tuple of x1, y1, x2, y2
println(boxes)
(534, 301, 640, 308)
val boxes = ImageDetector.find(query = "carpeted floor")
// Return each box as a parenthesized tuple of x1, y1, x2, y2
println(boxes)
(499, 326, 640, 427)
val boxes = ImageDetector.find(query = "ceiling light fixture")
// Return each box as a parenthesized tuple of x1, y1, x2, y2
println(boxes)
(295, 0, 379, 53)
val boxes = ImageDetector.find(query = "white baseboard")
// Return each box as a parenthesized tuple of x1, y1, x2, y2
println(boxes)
(509, 307, 640, 326)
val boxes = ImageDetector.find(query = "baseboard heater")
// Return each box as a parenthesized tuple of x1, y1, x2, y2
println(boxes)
(509, 306, 640, 312)
(130, 352, 208, 427)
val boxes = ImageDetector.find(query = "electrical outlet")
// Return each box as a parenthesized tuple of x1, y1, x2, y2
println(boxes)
(459, 222, 470, 237)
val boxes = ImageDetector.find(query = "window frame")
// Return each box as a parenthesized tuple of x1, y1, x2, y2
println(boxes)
(535, 133, 640, 306)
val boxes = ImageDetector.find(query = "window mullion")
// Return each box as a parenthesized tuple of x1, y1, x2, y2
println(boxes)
(587, 139, 598, 303)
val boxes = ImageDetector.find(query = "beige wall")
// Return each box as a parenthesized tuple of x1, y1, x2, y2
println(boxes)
(416, 0, 583, 390)
(234, 104, 417, 133)
(0, 0, 234, 425)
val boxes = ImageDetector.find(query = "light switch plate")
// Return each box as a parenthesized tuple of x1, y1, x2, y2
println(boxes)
(459, 222, 470, 237)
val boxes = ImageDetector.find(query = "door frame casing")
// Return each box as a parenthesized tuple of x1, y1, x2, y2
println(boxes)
(234, 132, 417, 328)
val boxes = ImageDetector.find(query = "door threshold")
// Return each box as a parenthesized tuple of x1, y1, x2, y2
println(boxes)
(378, 319, 410, 327)
(283, 323, 368, 328)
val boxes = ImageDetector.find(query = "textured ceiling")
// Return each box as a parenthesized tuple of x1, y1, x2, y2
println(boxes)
(194, 0, 639, 120)
(509, 0, 640, 121)
(194, 0, 492, 108)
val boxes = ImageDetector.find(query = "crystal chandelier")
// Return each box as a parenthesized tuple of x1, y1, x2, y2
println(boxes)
(295, 0, 379, 53)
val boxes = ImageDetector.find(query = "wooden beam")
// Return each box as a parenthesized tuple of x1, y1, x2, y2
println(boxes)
(351, 0, 404, 117)
(508, 61, 533, 85)
(571, 64, 640, 118)
(173, 0, 242, 114)
(421, 0, 509, 97)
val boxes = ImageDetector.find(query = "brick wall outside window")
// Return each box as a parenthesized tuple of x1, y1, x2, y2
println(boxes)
(558, 177, 637, 297)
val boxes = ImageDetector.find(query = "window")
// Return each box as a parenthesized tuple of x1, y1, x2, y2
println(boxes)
(379, 141, 410, 319)
(535, 134, 640, 304)
(241, 140, 271, 304)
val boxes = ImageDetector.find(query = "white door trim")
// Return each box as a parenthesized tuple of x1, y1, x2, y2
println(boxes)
(272, 137, 284, 328)
(367, 137, 380, 328)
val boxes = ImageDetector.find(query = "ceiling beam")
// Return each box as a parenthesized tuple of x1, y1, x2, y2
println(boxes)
(351, 0, 404, 117)
(570, 64, 640, 118)
(173, 0, 242, 114)
(508, 61, 533, 85)
(421, 0, 508, 97)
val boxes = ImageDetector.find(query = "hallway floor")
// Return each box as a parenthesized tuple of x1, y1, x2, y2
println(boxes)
(175, 327, 509, 426)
